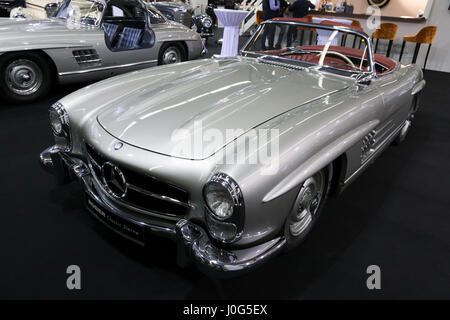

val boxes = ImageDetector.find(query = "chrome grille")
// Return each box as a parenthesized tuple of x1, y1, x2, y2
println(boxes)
(361, 130, 377, 162)
(85, 144, 190, 216)
(72, 50, 102, 68)
(179, 11, 192, 27)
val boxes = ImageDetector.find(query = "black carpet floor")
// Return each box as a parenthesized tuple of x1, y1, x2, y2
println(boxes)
(1, 34, 450, 299)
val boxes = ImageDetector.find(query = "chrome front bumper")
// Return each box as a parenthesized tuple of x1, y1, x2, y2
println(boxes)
(40, 146, 286, 277)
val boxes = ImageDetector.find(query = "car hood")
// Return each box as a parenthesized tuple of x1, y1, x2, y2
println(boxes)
(0, 18, 96, 50)
(97, 58, 351, 160)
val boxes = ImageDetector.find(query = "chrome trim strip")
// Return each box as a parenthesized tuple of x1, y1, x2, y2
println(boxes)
(58, 60, 158, 76)
(90, 167, 183, 220)
(244, 20, 376, 76)
(86, 149, 191, 213)
(127, 184, 191, 208)
(87, 154, 101, 169)
(76, 59, 102, 64)
(345, 123, 404, 184)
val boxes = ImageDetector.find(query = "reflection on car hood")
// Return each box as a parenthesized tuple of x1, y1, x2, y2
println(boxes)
(97, 57, 351, 159)
(0, 18, 96, 49)
(0, 18, 76, 33)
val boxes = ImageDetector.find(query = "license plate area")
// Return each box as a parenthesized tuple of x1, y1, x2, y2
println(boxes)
(86, 194, 145, 244)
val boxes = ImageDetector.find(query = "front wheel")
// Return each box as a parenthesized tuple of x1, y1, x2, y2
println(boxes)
(158, 43, 186, 65)
(283, 165, 332, 250)
(0, 52, 53, 103)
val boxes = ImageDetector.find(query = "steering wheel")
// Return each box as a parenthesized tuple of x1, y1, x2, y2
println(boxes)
(80, 16, 97, 25)
(319, 51, 356, 69)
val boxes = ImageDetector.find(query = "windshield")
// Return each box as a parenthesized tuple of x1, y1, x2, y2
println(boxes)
(242, 20, 372, 76)
(56, 0, 104, 26)
(146, 5, 167, 24)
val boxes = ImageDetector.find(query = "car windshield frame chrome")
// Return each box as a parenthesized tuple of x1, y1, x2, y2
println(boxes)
(55, 0, 107, 27)
(146, 4, 169, 25)
(240, 20, 376, 78)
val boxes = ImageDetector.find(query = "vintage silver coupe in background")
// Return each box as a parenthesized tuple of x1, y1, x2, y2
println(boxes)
(40, 19, 425, 276)
(149, 1, 214, 40)
(10, 0, 62, 19)
(0, 0, 203, 102)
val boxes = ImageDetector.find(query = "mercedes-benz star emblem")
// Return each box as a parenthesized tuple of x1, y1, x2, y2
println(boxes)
(114, 142, 124, 150)
(101, 162, 127, 199)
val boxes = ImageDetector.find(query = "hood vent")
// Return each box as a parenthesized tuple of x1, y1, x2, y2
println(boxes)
(72, 49, 102, 68)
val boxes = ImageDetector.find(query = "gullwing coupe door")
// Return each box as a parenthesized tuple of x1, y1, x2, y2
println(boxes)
(102, 0, 157, 68)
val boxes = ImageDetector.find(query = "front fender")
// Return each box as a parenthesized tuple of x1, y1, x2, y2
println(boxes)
(262, 120, 379, 203)
(213, 83, 384, 246)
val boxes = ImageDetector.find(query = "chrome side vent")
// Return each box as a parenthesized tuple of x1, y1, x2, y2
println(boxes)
(72, 49, 102, 68)
(361, 130, 376, 162)
(180, 11, 192, 26)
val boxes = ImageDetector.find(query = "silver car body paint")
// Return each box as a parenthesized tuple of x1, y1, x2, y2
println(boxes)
(54, 52, 422, 245)
(0, 6, 203, 84)
(39, 21, 424, 274)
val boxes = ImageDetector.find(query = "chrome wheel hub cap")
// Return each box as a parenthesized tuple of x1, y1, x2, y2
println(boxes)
(289, 172, 325, 237)
(162, 48, 181, 64)
(5, 59, 42, 96)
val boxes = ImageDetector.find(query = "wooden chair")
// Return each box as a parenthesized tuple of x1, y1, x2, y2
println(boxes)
(350, 20, 362, 48)
(296, 15, 314, 45)
(255, 10, 263, 25)
(399, 26, 437, 69)
(372, 23, 398, 57)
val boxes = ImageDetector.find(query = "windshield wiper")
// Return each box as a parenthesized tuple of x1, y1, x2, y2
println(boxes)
(279, 48, 318, 56)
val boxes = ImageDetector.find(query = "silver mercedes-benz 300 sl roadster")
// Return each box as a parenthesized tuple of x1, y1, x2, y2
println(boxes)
(40, 18, 425, 276)
(0, 0, 203, 102)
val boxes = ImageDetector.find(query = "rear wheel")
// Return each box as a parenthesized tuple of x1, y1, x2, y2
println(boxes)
(284, 165, 332, 250)
(0, 52, 53, 103)
(158, 43, 186, 65)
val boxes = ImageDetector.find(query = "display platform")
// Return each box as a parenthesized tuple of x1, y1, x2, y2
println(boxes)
(0, 27, 449, 297)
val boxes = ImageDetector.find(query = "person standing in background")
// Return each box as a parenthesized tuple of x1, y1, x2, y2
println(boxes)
(287, 0, 316, 47)
(274, 0, 290, 49)
(13, 0, 26, 8)
(261, 0, 280, 50)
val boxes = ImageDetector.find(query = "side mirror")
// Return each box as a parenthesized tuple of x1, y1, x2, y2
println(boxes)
(355, 72, 373, 86)
(45, 3, 59, 18)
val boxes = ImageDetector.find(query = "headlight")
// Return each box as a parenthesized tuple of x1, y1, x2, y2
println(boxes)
(203, 173, 245, 243)
(204, 181, 234, 220)
(202, 17, 212, 28)
(49, 102, 72, 151)
(49, 108, 63, 135)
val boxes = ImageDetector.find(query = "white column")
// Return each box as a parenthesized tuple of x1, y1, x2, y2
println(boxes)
(214, 9, 248, 57)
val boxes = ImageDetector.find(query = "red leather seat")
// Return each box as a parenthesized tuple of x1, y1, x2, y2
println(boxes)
(261, 45, 397, 75)
(300, 45, 397, 74)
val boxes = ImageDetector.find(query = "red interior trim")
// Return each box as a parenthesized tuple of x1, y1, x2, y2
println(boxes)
(273, 17, 309, 23)
(261, 45, 397, 75)
(319, 20, 364, 33)
(272, 17, 364, 33)
(300, 45, 397, 73)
